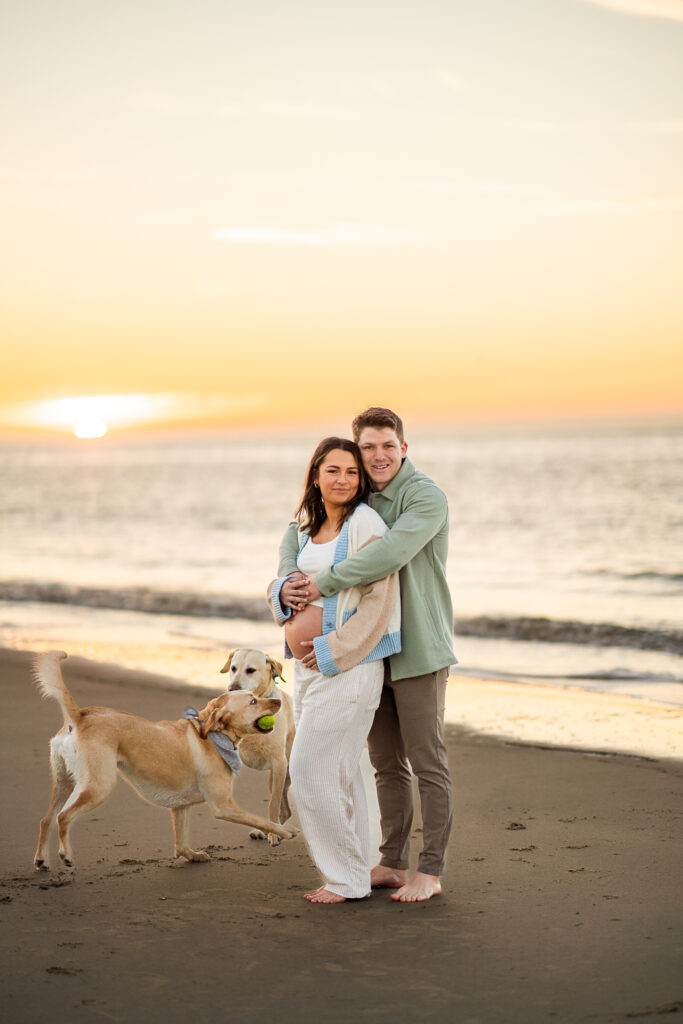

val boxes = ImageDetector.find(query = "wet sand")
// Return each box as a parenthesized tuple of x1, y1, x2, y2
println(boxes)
(1, 647, 682, 1024)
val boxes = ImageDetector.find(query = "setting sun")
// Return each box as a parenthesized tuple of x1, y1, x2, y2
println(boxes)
(0, 394, 160, 436)
(74, 417, 108, 439)
(0, 391, 268, 436)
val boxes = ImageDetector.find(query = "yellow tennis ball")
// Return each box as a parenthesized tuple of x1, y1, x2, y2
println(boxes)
(256, 715, 275, 732)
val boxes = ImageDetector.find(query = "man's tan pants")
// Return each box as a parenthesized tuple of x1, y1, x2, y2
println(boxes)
(367, 665, 452, 876)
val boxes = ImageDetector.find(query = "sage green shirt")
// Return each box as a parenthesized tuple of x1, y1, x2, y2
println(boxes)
(277, 457, 456, 680)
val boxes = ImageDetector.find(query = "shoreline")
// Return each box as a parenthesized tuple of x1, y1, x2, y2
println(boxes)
(4, 645, 681, 763)
(446, 674, 682, 763)
(2, 646, 681, 1024)
(4, 582, 682, 653)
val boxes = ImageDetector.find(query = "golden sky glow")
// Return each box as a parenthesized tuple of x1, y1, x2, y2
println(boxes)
(2, 0, 682, 433)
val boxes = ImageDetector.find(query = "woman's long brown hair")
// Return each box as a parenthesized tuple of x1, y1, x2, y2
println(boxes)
(294, 437, 370, 538)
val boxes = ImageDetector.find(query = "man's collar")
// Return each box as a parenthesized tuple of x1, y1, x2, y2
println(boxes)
(373, 457, 415, 500)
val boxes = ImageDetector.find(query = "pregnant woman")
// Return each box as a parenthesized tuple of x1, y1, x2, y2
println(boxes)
(268, 437, 401, 904)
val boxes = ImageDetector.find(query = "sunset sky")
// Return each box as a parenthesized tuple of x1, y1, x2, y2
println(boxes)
(2, 0, 682, 434)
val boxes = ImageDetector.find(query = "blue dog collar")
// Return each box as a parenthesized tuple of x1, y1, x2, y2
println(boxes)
(183, 706, 241, 775)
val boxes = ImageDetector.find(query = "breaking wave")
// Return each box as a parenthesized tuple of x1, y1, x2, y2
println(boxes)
(1, 581, 682, 654)
(0, 581, 271, 622)
(584, 569, 683, 585)
(454, 615, 683, 655)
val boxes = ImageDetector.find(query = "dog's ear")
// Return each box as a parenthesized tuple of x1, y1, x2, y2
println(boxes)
(219, 650, 236, 675)
(266, 655, 283, 681)
(199, 697, 228, 737)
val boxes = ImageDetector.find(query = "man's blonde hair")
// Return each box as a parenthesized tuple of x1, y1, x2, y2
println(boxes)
(351, 407, 404, 444)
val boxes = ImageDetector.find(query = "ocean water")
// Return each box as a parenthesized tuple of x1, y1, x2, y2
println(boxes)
(1, 421, 682, 705)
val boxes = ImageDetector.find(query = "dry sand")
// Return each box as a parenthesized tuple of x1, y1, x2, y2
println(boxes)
(1, 647, 682, 1024)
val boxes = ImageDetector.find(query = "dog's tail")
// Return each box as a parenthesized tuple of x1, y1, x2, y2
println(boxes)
(32, 651, 82, 726)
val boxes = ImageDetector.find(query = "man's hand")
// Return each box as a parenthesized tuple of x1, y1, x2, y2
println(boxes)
(299, 640, 319, 671)
(280, 573, 310, 611)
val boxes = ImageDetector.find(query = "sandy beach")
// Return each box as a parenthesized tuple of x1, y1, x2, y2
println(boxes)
(1, 646, 682, 1024)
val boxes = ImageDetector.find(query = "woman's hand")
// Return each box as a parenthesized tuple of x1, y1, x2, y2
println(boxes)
(281, 573, 310, 612)
(299, 640, 319, 671)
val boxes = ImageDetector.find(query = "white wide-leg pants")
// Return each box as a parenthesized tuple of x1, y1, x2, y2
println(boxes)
(289, 659, 384, 899)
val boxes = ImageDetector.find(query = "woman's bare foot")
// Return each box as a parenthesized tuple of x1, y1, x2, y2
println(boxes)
(304, 884, 326, 898)
(391, 871, 442, 902)
(305, 887, 347, 904)
(370, 865, 408, 889)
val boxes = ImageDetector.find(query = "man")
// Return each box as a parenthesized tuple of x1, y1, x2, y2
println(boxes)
(278, 407, 455, 903)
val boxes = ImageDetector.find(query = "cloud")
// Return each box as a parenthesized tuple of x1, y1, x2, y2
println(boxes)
(130, 210, 187, 228)
(211, 224, 424, 245)
(366, 78, 395, 99)
(496, 119, 683, 134)
(137, 91, 199, 116)
(434, 69, 466, 93)
(236, 177, 683, 219)
(577, 0, 683, 20)
(539, 192, 683, 215)
(243, 175, 528, 196)
(137, 91, 357, 121)
(227, 100, 357, 120)
(0, 165, 220, 191)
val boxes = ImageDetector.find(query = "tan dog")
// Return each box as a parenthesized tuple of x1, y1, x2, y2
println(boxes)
(220, 649, 295, 846)
(33, 651, 296, 869)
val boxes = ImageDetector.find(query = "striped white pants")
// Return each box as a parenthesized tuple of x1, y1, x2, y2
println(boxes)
(289, 658, 384, 899)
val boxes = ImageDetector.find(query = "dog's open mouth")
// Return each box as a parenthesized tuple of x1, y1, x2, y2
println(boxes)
(253, 715, 275, 733)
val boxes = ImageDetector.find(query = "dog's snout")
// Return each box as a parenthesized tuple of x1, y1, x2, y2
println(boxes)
(228, 683, 242, 692)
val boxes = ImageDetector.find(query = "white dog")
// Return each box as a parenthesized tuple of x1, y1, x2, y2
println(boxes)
(220, 649, 296, 846)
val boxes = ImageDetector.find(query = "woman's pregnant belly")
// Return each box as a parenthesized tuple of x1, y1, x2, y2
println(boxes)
(285, 604, 324, 661)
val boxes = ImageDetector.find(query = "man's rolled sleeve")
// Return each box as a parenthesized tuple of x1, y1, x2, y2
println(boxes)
(277, 521, 300, 577)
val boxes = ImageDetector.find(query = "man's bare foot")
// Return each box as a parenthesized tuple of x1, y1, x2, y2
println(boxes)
(370, 865, 408, 889)
(305, 887, 346, 904)
(391, 871, 442, 902)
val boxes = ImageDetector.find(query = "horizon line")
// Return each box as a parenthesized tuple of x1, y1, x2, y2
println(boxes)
(1, 406, 682, 443)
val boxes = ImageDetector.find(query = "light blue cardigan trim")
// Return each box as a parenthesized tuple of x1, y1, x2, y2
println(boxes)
(271, 576, 293, 625)
(312, 632, 338, 676)
(274, 507, 401, 674)
(312, 629, 402, 677)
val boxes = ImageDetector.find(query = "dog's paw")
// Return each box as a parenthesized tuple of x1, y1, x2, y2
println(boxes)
(190, 850, 211, 863)
(34, 858, 49, 871)
(281, 827, 299, 841)
(249, 829, 267, 841)
(58, 852, 74, 868)
(174, 847, 210, 862)
(268, 833, 282, 847)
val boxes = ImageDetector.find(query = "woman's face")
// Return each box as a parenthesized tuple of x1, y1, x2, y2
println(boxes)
(315, 449, 360, 510)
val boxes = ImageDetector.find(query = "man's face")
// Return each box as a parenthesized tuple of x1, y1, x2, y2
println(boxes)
(357, 427, 407, 491)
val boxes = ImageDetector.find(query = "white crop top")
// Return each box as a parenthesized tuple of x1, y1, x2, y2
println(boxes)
(296, 536, 337, 607)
